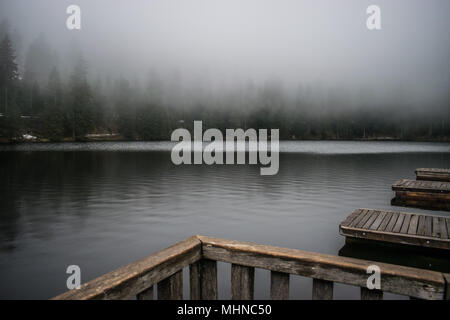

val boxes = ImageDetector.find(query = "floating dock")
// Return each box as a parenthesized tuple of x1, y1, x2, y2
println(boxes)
(416, 168, 450, 182)
(391, 179, 450, 210)
(340, 208, 450, 251)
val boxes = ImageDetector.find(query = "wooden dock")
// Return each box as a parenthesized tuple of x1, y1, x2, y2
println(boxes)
(53, 235, 450, 300)
(391, 179, 450, 210)
(339, 208, 450, 251)
(416, 168, 450, 182)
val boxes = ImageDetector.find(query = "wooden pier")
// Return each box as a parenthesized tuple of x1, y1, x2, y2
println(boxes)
(416, 168, 450, 182)
(391, 179, 450, 210)
(340, 208, 450, 251)
(53, 235, 450, 300)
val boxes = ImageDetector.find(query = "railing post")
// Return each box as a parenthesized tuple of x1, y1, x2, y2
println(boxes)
(158, 270, 183, 300)
(312, 279, 333, 300)
(189, 259, 218, 300)
(444, 273, 450, 300)
(270, 271, 289, 300)
(231, 264, 254, 300)
(190, 261, 202, 300)
(361, 287, 383, 300)
(136, 286, 154, 300)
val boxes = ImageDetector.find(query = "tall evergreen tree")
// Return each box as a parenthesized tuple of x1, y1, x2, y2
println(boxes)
(42, 67, 64, 141)
(0, 33, 21, 140)
(68, 57, 94, 140)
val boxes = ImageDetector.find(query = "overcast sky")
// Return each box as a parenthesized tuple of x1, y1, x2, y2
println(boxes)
(1, 0, 449, 107)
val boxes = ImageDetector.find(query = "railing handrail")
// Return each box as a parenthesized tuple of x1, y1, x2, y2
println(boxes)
(53, 236, 202, 300)
(198, 235, 447, 300)
(53, 235, 449, 300)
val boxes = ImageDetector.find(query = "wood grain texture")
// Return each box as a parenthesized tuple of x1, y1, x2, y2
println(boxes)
(52, 236, 202, 300)
(199, 259, 218, 300)
(340, 209, 450, 251)
(270, 271, 289, 300)
(231, 264, 254, 300)
(312, 279, 333, 300)
(198, 235, 446, 299)
(158, 270, 182, 300)
(136, 286, 153, 300)
(416, 168, 450, 182)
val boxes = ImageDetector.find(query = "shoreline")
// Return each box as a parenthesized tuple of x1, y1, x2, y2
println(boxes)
(1, 136, 450, 144)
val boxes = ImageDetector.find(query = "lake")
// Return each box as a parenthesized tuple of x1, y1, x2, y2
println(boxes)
(0, 141, 449, 299)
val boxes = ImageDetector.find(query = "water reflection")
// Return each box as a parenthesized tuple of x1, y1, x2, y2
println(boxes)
(0, 142, 449, 298)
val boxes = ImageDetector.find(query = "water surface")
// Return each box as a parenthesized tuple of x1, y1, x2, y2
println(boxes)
(0, 141, 449, 299)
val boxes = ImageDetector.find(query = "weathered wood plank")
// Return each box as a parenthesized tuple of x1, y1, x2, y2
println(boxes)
(385, 213, 399, 232)
(53, 236, 202, 300)
(199, 236, 446, 299)
(440, 217, 449, 239)
(361, 287, 383, 300)
(200, 259, 218, 300)
(445, 274, 450, 300)
(312, 279, 333, 300)
(362, 211, 379, 229)
(341, 209, 362, 227)
(270, 271, 289, 300)
(350, 209, 369, 227)
(231, 264, 254, 300)
(393, 179, 449, 193)
(408, 215, 419, 235)
(392, 214, 405, 233)
(400, 214, 412, 234)
(417, 215, 426, 236)
(136, 286, 153, 300)
(416, 168, 450, 182)
(370, 211, 387, 230)
(432, 217, 440, 238)
(158, 270, 182, 300)
(424, 216, 432, 237)
(377, 212, 393, 231)
(189, 261, 201, 300)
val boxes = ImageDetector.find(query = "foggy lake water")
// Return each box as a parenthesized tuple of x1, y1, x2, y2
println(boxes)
(0, 141, 449, 299)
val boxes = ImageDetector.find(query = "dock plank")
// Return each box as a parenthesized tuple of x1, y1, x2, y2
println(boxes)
(349, 209, 368, 228)
(363, 211, 380, 229)
(417, 215, 426, 236)
(438, 218, 448, 239)
(424, 216, 432, 237)
(355, 210, 374, 229)
(385, 213, 398, 232)
(400, 214, 412, 234)
(392, 214, 405, 233)
(407, 215, 419, 235)
(370, 211, 387, 230)
(339, 209, 450, 251)
(377, 212, 393, 231)
(341, 209, 362, 227)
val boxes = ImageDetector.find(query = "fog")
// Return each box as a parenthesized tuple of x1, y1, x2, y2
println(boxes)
(0, 0, 449, 141)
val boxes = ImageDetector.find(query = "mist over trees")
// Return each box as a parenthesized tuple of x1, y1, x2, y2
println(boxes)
(0, 18, 449, 142)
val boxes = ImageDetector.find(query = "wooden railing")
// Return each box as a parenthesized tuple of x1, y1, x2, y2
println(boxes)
(53, 235, 450, 300)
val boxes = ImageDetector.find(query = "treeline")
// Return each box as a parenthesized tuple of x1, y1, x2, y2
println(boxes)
(0, 28, 449, 142)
